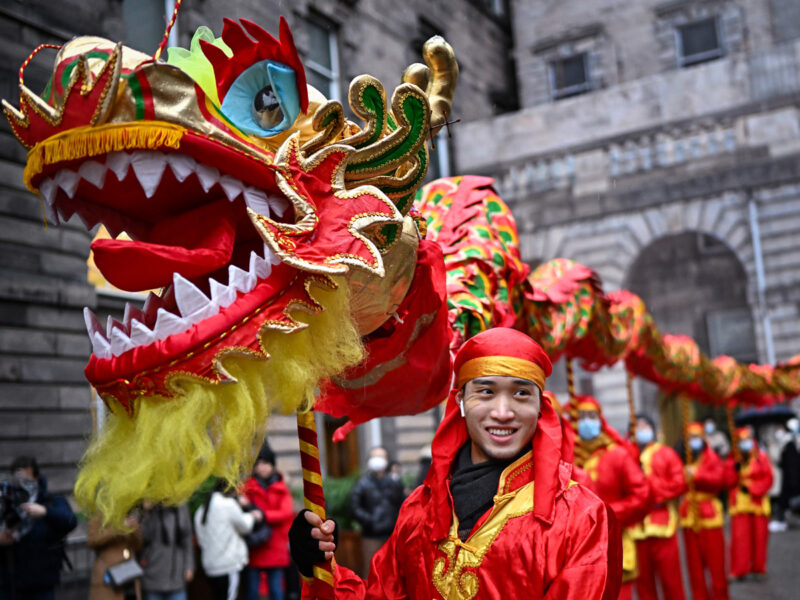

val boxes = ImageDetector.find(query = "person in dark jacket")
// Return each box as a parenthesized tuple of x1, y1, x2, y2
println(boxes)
(0, 456, 78, 600)
(348, 446, 404, 576)
(139, 502, 194, 600)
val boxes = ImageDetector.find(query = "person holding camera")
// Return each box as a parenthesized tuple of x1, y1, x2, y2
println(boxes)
(0, 456, 78, 600)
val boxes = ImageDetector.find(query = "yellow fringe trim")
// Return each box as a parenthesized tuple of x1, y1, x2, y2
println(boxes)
(75, 276, 364, 528)
(24, 122, 185, 192)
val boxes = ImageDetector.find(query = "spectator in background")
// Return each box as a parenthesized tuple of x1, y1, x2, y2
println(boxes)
(349, 446, 404, 577)
(414, 445, 432, 490)
(776, 417, 800, 530)
(87, 513, 142, 600)
(243, 443, 294, 600)
(139, 503, 194, 600)
(704, 418, 731, 459)
(0, 456, 77, 600)
(194, 480, 263, 600)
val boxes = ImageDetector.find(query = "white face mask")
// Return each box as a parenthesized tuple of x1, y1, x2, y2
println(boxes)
(704, 422, 716, 435)
(367, 456, 388, 473)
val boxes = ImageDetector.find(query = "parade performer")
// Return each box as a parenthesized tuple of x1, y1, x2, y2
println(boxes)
(725, 427, 774, 580)
(679, 422, 729, 600)
(629, 414, 687, 600)
(290, 328, 622, 599)
(572, 396, 652, 600)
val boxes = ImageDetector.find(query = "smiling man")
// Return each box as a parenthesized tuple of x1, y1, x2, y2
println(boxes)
(290, 328, 621, 599)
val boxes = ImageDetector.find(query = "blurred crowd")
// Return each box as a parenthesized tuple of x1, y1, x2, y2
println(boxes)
(0, 413, 797, 599)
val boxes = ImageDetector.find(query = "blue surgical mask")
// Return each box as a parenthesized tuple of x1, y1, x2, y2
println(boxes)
(689, 437, 704, 452)
(704, 422, 716, 435)
(635, 428, 654, 445)
(738, 439, 754, 453)
(578, 418, 601, 441)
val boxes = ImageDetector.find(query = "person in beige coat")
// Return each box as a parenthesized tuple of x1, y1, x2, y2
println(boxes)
(87, 514, 143, 600)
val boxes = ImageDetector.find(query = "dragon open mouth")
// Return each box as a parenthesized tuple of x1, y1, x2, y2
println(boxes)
(33, 146, 291, 361)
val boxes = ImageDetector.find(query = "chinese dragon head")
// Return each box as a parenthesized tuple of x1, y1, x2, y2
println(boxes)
(4, 16, 458, 523)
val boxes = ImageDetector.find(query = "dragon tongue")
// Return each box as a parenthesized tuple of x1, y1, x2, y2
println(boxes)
(91, 199, 238, 292)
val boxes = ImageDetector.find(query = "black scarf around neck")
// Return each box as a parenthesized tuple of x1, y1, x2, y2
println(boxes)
(449, 443, 524, 541)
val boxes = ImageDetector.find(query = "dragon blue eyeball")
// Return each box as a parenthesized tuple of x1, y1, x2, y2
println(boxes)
(220, 59, 301, 137)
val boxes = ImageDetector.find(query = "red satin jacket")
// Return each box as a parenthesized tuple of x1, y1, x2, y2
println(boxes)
(583, 443, 653, 528)
(723, 449, 774, 517)
(630, 442, 686, 539)
(305, 399, 621, 600)
(679, 446, 725, 530)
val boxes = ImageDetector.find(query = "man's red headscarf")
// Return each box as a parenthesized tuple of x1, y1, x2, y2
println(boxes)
(452, 327, 552, 390)
(428, 328, 564, 531)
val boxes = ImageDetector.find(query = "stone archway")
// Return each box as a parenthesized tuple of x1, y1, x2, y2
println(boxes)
(625, 231, 757, 444)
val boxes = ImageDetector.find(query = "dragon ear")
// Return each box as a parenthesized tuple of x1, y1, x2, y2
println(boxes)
(3, 43, 122, 149)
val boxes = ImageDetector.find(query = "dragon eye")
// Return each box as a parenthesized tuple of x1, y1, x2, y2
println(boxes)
(219, 59, 300, 137)
(252, 84, 284, 129)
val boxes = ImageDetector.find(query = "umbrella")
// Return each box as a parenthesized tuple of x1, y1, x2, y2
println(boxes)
(734, 404, 797, 428)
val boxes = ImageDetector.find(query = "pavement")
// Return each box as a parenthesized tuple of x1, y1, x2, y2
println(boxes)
(728, 524, 800, 600)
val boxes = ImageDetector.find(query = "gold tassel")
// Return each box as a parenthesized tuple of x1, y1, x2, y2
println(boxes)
(24, 122, 185, 191)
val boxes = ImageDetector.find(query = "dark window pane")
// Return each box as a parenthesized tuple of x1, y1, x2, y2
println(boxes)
(308, 21, 332, 70)
(306, 69, 331, 97)
(679, 19, 722, 65)
(559, 55, 587, 88)
(550, 53, 590, 99)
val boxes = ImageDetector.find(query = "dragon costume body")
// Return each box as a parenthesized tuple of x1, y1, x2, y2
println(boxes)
(4, 10, 800, 533)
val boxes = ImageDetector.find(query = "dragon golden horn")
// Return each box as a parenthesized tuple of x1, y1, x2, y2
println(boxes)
(402, 36, 458, 139)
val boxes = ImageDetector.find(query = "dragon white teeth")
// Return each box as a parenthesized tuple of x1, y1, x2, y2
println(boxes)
(165, 153, 196, 182)
(228, 264, 256, 293)
(265, 245, 280, 265)
(78, 160, 107, 189)
(266, 194, 288, 217)
(243, 188, 271, 216)
(109, 327, 135, 356)
(39, 178, 57, 206)
(38, 178, 60, 226)
(106, 151, 132, 181)
(123, 302, 147, 330)
(209, 278, 237, 308)
(143, 291, 167, 322)
(183, 302, 220, 325)
(219, 175, 244, 201)
(106, 316, 126, 338)
(84, 307, 104, 339)
(130, 151, 168, 199)
(248, 250, 270, 280)
(195, 164, 220, 192)
(54, 169, 80, 199)
(91, 331, 112, 359)
(152, 308, 188, 341)
(173, 273, 211, 318)
(129, 319, 156, 347)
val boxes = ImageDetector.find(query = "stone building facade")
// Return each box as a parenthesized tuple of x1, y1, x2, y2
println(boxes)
(455, 0, 800, 434)
(0, 0, 514, 499)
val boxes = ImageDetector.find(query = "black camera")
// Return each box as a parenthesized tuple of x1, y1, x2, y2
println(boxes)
(0, 480, 33, 531)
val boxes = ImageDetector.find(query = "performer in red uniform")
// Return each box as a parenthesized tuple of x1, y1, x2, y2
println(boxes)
(725, 426, 773, 580)
(573, 396, 653, 600)
(290, 328, 621, 599)
(629, 414, 687, 600)
(679, 422, 729, 600)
